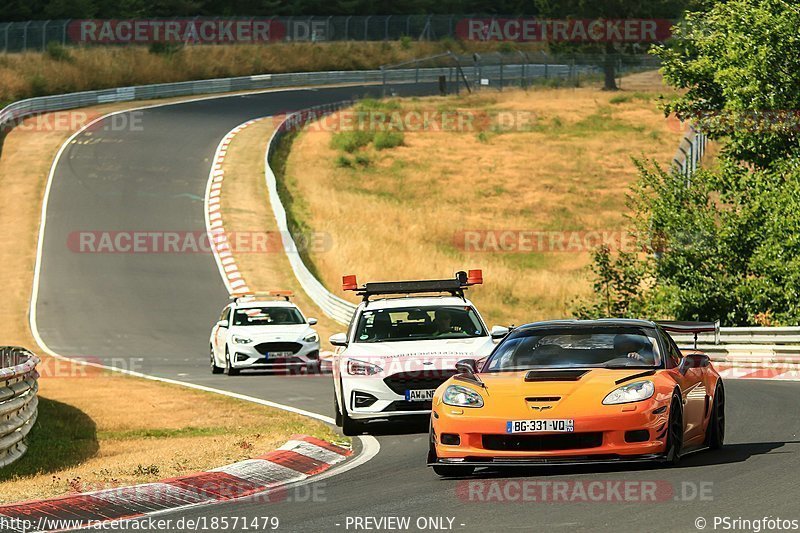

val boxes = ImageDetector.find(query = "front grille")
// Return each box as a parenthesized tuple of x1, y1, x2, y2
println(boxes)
(254, 342, 302, 355)
(252, 357, 303, 366)
(383, 400, 433, 412)
(383, 370, 458, 395)
(482, 432, 603, 451)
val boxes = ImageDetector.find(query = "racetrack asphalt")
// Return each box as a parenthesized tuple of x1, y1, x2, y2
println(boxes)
(33, 84, 800, 532)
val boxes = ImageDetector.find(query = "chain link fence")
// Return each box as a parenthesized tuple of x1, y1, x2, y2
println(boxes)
(0, 17, 467, 51)
(0, 17, 677, 52)
(380, 51, 661, 94)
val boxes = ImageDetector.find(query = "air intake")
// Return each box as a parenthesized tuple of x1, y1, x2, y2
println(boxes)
(524, 370, 589, 382)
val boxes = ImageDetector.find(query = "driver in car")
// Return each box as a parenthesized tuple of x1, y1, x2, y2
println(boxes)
(432, 309, 454, 336)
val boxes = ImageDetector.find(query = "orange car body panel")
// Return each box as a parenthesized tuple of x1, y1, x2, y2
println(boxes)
(431, 365, 720, 461)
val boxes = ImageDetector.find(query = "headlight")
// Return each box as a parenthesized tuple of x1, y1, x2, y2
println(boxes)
(346, 358, 383, 376)
(602, 380, 655, 405)
(231, 335, 252, 345)
(442, 385, 484, 408)
(303, 332, 319, 343)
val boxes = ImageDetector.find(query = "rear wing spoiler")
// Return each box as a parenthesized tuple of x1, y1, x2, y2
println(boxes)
(656, 320, 720, 349)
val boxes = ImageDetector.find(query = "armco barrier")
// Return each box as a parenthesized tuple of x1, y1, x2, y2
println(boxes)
(0, 62, 588, 135)
(264, 103, 359, 326)
(0, 347, 39, 467)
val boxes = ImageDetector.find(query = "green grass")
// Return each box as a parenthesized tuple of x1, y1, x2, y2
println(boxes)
(373, 131, 404, 150)
(330, 130, 374, 153)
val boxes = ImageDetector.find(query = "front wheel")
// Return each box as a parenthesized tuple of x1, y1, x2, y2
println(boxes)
(334, 391, 343, 427)
(224, 349, 240, 376)
(341, 405, 364, 436)
(662, 394, 684, 466)
(431, 464, 475, 478)
(705, 382, 725, 450)
(210, 346, 223, 374)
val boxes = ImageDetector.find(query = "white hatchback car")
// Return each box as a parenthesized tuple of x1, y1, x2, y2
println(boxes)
(210, 293, 321, 375)
(331, 271, 508, 435)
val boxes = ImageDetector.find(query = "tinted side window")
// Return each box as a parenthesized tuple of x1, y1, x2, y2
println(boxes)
(661, 328, 682, 368)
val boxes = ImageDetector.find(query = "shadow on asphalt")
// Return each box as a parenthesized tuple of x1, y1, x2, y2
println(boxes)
(453, 440, 800, 480)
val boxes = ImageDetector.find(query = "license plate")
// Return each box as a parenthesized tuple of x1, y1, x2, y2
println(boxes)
(267, 351, 293, 359)
(506, 419, 574, 433)
(405, 389, 435, 401)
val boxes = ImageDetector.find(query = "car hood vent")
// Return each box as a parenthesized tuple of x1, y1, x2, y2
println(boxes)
(524, 370, 590, 382)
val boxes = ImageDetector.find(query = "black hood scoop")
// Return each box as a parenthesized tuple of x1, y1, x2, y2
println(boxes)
(524, 369, 590, 382)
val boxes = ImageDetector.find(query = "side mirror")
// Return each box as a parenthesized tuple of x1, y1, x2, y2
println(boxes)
(216, 320, 229, 328)
(455, 358, 484, 387)
(307, 317, 318, 325)
(329, 333, 348, 347)
(679, 353, 710, 374)
(490, 325, 510, 340)
(455, 358, 478, 375)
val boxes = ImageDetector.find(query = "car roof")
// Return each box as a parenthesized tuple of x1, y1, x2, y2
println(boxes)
(357, 296, 476, 310)
(233, 300, 298, 309)
(515, 318, 658, 331)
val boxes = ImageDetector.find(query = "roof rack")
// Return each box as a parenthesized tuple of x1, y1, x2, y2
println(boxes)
(656, 320, 720, 349)
(230, 290, 294, 303)
(342, 270, 483, 303)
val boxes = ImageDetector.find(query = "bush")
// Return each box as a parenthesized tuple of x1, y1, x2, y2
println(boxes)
(335, 155, 353, 168)
(373, 130, 404, 150)
(354, 154, 371, 167)
(399, 36, 413, 50)
(148, 42, 181, 56)
(45, 42, 72, 62)
(331, 130, 373, 153)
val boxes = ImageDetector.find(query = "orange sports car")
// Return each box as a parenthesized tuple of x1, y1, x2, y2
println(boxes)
(428, 319, 725, 477)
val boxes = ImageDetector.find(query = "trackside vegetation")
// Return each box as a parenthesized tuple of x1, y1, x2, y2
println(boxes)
(576, 0, 800, 326)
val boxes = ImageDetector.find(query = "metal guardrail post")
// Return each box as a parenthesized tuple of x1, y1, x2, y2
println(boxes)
(63, 19, 70, 45)
(2, 23, 10, 53)
(385, 15, 391, 40)
(22, 21, 32, 52)
(42, 20, 50, 50)
(344, 16, 351, 40)
(364, 16, 370, 40)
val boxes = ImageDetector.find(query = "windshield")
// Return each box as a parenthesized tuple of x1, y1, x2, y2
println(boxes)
(232, 306, 305, 326)
(353, 305, 486, 343)
(485, 326, 662, 371)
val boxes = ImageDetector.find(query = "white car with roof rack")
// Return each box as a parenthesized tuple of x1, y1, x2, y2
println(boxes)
(331, 270, 509, 435)
(210, 291, 321, 375)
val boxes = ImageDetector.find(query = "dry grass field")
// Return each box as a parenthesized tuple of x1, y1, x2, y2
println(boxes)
(0, 99, 339, 503)
(280, 72, 684, 326)
(0, 40, 546, 104)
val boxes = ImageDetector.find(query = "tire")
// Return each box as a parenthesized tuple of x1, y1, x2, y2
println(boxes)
(210, 346, 223, 374)
(307, 361, 322, 375)
(662, 394, 684, 466)
(334, 390, 343, 427)
(432, 464, 475, 478)
(341, 402, 364, 436)
(429, 425, 474, 477)
(705, 382, 725, 450)
(224, 349, 240, 376)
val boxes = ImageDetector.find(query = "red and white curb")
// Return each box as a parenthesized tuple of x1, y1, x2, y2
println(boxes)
(0, 435, 349, 532)
(205, 118, 267, 296)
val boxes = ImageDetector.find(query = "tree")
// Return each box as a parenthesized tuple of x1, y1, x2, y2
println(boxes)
(655, 0, 800, 168)
(535, 0, 689, 90)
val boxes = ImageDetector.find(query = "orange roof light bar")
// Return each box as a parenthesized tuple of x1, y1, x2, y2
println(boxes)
(344, 270, 484, 302)
(342, 275, 358, 291)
